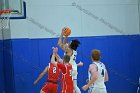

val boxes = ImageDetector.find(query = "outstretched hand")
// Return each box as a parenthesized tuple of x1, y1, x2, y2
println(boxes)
(82, 85, 88, 91)
(52, 47, 58, 54)
(77, 61, 84, 66)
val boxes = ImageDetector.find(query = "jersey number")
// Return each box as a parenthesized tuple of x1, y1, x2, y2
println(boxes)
(73, 55, 76, 61)
(101, 69, 104, 77)
(53, 67, 56, 73)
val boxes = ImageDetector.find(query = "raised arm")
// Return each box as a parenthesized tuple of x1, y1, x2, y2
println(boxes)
(58, 34, 63, 47)
(51, 54, 57, 67)
(77, 61, 84, 67)
(55, 53, 63, 63)
(58, 29, 71, 53)
(55, 53, 60, 62)
(58, 30, 64, 50)
(34, 66, 49, 85)
(63, 36, 68, 44)
(51, 47, 58, 67)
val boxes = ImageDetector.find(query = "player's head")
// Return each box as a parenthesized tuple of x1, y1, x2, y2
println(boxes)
(50, 54, 57, 61)
(63, 55, 70, 63)
(91, 49, 101, 61)
(69, 39, 80, 51)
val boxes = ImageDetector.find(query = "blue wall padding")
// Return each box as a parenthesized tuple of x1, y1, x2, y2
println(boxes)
(0, 40, 5, 93)
(1, 35, 140, 93)
(3, 39, 15, 93)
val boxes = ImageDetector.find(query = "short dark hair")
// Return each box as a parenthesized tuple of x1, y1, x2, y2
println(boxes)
(50, 54, 57, 61)
(70, 39, 80, 51)
(63, 55, 70, 63)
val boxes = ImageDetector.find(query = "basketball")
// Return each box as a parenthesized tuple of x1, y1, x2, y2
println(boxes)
(63, 27, 71, 36)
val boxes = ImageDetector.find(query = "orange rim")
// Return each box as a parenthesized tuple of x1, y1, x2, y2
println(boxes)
(0, 10, 13, 15)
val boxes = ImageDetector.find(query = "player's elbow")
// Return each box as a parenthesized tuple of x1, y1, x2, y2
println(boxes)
(58, 43, 62, 47)
(105, 79, 108, 82)
(57, 42, 60, 46)
(104, 71, 109, 82)
(105, 77, 109, 82)
(104, 75, 109, 82)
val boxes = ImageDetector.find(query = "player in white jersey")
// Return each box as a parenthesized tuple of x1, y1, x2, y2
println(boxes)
(58, 29, 83, 93)
(82, 49, 109, 93)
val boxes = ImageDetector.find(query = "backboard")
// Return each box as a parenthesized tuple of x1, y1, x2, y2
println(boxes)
(0, 0, 26, 19)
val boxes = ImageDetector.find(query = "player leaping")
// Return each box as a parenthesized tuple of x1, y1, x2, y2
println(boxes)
(58, 28, 83, 93)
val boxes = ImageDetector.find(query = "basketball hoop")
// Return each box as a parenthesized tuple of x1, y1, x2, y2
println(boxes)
(0, 10, 19, 30)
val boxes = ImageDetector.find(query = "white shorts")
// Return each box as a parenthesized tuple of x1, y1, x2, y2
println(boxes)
(88, 87, 107, 93)
(72, 70, 78, 79)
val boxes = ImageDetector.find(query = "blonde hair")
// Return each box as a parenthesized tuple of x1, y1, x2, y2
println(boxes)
(91, 49, 101, 61)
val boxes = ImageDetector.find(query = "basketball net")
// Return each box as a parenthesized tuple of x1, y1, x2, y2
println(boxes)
(0, 10, 13, 30)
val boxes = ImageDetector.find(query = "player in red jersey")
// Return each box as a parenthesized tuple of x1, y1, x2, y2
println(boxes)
(34, 54, 60, 93)
(51, 47, 74, 93)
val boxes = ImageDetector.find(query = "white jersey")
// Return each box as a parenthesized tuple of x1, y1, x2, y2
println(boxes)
(88, 61, 106, 88)
(69, 50, 77, 71)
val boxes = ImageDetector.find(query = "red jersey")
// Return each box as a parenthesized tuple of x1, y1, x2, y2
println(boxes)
(48, 63, 60, 82)
(57, 63, 74, 93)
(41, 63, 60, 93)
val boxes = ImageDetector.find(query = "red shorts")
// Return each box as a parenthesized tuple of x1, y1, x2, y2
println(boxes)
(41, 82, 58, 93)
(61, 85, 73, 93)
